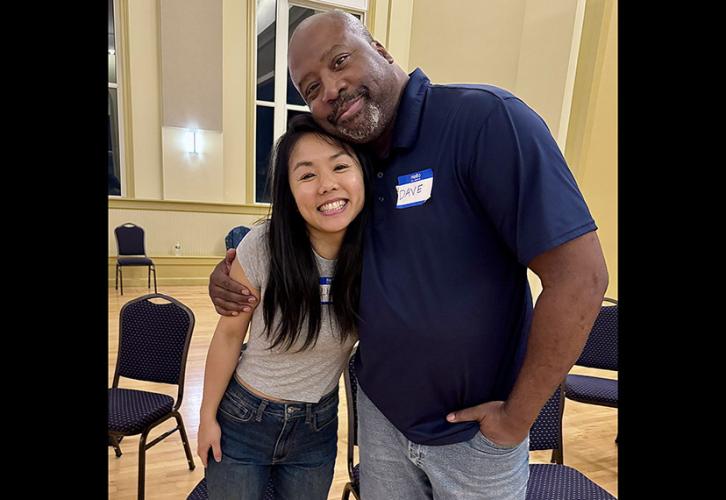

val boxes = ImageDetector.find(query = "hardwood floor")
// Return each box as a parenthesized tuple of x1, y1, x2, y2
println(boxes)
(109, 286, 617, 499)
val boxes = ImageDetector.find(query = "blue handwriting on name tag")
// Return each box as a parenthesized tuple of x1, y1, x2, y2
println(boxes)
(396, 168, 433, 209)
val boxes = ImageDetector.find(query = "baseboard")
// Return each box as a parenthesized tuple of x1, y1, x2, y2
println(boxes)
(108, 256, 221, 288)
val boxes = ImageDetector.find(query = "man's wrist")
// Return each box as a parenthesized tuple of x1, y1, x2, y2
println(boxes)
(501, 400, 537, 432)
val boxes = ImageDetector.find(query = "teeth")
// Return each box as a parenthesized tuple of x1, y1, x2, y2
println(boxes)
(319, 200, 347, 212)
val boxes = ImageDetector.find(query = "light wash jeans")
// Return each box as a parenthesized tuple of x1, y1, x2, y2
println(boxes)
(358, 386, 529, 500)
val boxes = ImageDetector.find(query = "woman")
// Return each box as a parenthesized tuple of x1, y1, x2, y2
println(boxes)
(198, 114, 370, 499)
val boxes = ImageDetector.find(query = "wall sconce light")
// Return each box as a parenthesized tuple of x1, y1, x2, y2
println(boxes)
(186, 129, 199, 155)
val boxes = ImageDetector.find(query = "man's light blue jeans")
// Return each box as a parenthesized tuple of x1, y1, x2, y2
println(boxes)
(358, 386, 529, 500)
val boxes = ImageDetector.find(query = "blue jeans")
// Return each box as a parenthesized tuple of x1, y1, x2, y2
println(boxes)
(205, 377, 338, 500)
(358, 386, 529, 500)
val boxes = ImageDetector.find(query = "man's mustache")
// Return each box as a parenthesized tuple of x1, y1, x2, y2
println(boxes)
(328, 88, 369, 125)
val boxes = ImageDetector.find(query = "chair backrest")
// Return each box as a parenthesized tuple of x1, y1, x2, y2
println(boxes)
(115, 223, 147, 256)
(225, 225, 251, 250)
(575, 298, 618, 371)
(529, 385, 564, 457)
(343, 345, 360, 483)
(113, 294, 195, 398)
(344, 345, 359, 446)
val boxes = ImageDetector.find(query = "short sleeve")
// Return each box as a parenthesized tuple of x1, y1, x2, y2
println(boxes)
(234, 222, 270, 289)
(466, 96, 597, 265)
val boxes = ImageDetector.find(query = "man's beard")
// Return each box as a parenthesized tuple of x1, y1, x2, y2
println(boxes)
(329, 89, 387, 143)
(336, 99, 383, 142)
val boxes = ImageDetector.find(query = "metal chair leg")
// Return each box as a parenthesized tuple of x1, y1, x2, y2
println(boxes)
(119, 267, 124, 295)
(152, 266, 157, 293)
(147, 265, 151, 289)
(138, 431, 148, 500)
(174, 412, 195, 470)
(115, 265, 119, 290)
(109, 434, 122, 458)
(341, 483, 360, 500)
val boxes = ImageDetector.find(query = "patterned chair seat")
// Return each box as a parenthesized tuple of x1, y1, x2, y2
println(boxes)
(108, 387, 174, 435)
(564, 374, 618, 407)
(527, 464, 616, 499)
(187, 477, 275, 499)
(117, 256, 154, 266)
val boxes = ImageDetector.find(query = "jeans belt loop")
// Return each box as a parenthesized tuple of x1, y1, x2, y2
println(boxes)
(255, 399, 268, 422)
(305, 403, 313, 425)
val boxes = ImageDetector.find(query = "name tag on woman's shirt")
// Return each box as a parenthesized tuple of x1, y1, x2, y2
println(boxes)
(320, 277, 332, 304)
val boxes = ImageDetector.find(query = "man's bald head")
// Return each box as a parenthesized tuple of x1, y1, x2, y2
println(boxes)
(287, 9, 408, 146)
(291, 10, 373, 47)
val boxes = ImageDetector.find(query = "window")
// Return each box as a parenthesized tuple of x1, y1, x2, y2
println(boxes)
(254, 0, 366, 203)
(108, 0, 124, 196)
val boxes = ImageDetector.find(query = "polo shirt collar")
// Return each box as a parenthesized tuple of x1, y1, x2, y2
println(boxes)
(391, 67, 430, 152)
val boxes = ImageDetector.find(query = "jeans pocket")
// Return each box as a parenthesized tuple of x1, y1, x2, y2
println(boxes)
(472, 431, 523, 453)
(218, 391, 255, 423)
(312, 404, 338, 432)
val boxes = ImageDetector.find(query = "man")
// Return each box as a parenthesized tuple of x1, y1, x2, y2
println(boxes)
(209, 11, 608, 500)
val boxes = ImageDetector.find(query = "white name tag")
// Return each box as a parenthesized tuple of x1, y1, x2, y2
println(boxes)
(396, 169, 433, 209)
(320, 277, 332, 304)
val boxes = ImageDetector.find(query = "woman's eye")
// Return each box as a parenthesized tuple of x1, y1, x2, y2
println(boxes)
(335, 164, 349, 171)
(300, 173, 315, 180)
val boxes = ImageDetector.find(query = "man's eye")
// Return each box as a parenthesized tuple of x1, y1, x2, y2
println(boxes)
(306, 83, 319, 98)
(334, 55, 348, 68)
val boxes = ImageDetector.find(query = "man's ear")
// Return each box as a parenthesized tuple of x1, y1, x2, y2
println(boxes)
(371, 40, 395, 64)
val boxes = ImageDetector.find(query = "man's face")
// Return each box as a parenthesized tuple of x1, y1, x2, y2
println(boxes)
(289, 18, 397, 144)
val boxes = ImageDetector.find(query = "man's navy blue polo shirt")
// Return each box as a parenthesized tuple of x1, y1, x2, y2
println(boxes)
(355, 68, 597, 446)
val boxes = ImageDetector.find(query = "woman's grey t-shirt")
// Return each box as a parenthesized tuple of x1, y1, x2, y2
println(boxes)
(233, 222, 358, 403)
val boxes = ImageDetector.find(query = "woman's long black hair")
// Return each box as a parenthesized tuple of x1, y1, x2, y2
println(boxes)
(262, 113, 371, 352)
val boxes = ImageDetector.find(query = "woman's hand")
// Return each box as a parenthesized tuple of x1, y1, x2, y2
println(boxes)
(197, 417, 223, 467)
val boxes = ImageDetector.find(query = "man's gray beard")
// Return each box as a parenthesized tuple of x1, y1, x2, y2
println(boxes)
(337, 101, 383, 143)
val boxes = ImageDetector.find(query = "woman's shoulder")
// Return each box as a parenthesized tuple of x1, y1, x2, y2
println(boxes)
(236, 220, 271, 256)
(248, 219, 271, 238)
(234, 220, 271, 287)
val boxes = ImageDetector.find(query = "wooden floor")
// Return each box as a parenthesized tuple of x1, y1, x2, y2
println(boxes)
(109, 286, 617, 499)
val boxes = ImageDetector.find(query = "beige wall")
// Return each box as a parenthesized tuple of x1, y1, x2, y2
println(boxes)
(514, 0, 586, 148)
(127, 0, 163, 199)
(384, 0, 414, 72)
(160, 0, 223, 131)
(222, 0, 248, 203)
(109, 208, 265, 257)
(161, 128, 225, 202)
(566, 0, 617, 298)
(409, 0, 526, 90)
(123, 0, 247, 205)
(408, 0, 585, 146)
